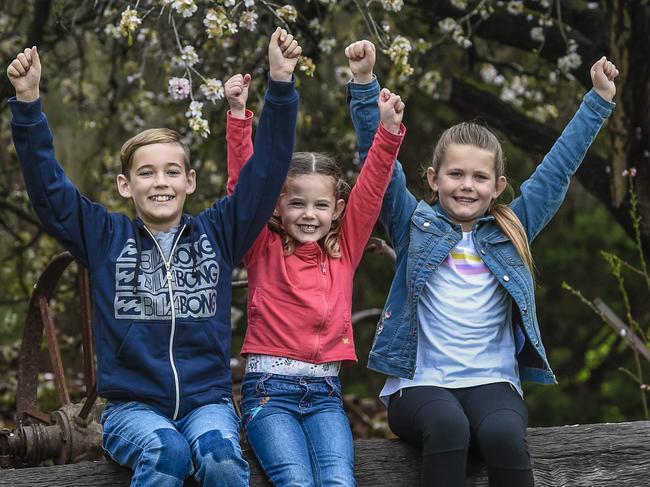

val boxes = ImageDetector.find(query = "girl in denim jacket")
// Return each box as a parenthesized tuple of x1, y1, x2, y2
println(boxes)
(223, 68, 405, 486)
(345, 40, 618, 487)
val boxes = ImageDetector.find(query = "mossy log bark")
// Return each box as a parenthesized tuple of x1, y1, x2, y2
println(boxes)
(1, 421, 649, 486)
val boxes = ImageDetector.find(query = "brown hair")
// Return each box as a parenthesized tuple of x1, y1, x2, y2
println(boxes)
(429, 122, 535, 271)
(119, 128, 191, 177)
(269, 152, 351, 257)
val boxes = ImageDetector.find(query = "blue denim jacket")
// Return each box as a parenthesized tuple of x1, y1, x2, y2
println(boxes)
(348, 78, 614, 384)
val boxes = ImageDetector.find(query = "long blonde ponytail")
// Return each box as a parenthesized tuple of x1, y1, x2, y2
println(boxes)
(489, 204, 535, 271)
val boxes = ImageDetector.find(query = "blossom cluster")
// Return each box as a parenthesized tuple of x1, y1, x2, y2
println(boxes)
(204, 8, 238, 38)
(558, 39, 582, 74)
(99, 2, 577, 138)
(438, 17, 472, 48)
(186, 101, 210, 138)
(381, 0, 404, 12)
(386, 36, 413, 78)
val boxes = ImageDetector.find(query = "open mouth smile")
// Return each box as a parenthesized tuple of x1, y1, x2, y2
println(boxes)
(454, 196, 477, 204)
(149, 195, 175, 202)
(298, 224, 318, 233)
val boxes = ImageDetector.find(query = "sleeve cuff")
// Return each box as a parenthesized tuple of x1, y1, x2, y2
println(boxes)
(347, 76, 381, 100)
(227, 109, 254, 125)
(266, 75, 298, 103)
(584, 89, 615, 118)
(378, 122, 406, 142)
(9, 96, 44, 125)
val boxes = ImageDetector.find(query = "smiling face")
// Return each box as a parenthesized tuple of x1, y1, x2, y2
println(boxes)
(117, 143, 196, 233)
(427, 143, 506, 231)
(276, 173, 345, 244)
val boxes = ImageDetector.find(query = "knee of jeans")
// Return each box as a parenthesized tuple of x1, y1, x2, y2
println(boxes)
(420, 406, 470, 454)
(476, 409, 528, 461)
(144, 429, 193, 479)
(194, 429, 248, 482)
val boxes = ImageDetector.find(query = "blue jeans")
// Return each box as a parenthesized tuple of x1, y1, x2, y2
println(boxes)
(101, 399, 249, 487)
(241, 373, 356, 486)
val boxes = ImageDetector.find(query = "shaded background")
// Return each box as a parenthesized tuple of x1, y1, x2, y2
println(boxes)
(0, 0, 648, 435)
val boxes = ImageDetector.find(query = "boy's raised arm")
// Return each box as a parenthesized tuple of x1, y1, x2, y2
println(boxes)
(214, 28, 300, 265)
(8, 47, 111, 267)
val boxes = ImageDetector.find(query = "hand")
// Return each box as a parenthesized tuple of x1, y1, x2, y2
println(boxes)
(345, 40, 375, 84)
(268, 27, 302, 82)
(378, 88, 404, 135)
(225, 73, 251, 119)
(6, 46, 41, 102)
(590, 56, 619, 102)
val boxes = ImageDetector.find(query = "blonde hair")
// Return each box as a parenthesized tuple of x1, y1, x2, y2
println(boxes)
(120, 128, 191, 177)
(429, 122, 535, 271)
(269, 152, 351, 258)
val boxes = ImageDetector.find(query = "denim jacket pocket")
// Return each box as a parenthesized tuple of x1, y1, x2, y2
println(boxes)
(487, 238, 525, 267)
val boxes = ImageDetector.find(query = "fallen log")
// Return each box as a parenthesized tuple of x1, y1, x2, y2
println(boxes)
(1, 421, 648, 486)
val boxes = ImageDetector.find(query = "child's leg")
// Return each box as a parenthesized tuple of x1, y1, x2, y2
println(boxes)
(300, 376, 355, 486)
(459, 382, 534, 487)
(177, 399, 249, 487)
(101, 401, 193, 487)
(241, 373, 317, 487)
(387, 386, 469, 487)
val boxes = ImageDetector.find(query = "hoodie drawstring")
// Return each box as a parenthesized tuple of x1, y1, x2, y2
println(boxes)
(132, 220, 143, 294)
(189, 220, 197, 277)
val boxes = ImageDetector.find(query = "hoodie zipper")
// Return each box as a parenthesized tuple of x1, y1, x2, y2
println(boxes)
(144, 224, 186, 420)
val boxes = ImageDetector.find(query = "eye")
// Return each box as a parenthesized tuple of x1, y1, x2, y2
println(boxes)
(138, 170, 153, 177)
(449, 171, 462, 177)
(168, 169, 182, 176)
(289, 201, 304, 208)
(316, 203, 331, 209)
(475, 174, 488, 181)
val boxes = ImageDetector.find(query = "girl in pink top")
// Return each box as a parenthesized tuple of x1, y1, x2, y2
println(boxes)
(224, 50, 404, 486)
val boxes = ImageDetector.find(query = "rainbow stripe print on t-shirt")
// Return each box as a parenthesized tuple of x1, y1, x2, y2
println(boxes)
(443, 248, 490, 276)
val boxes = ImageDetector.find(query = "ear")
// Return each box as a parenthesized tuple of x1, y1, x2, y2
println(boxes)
(426, 167, 438, 192)
(493, 175, 507, 199)
(186, 169, 197, 195)
(116, 174, 132, 198)
(333, 199, 346, 220)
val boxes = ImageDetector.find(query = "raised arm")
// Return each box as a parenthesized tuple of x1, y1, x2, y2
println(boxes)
(512, 57, 618, 242)
(8, 47, 112, 267)
(208, 28, 301, 266)
(225, 73, 254, 195)
(340, 87, 405, 266)
(345, 40, 417, 251)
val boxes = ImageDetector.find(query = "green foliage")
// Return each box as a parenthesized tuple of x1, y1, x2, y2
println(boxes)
(0, 1, 648, 433)
(563, 175, 650, 420)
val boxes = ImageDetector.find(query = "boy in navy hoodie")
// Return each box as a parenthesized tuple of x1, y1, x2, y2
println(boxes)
(7, 28, 301, 487)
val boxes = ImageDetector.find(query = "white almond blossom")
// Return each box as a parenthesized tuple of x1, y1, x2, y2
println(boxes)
(381, 0, 404, 12)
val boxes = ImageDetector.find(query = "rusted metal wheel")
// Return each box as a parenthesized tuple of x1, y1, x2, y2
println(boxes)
(1, 252, 102, 467)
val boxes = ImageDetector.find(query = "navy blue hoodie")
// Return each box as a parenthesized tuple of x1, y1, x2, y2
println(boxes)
(10, 78, 298, 420)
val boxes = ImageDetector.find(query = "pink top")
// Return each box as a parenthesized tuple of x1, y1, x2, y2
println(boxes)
(227, 110, 404, 363)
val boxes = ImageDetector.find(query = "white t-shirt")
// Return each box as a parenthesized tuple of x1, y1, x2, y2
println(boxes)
(380, 231, 522, 405)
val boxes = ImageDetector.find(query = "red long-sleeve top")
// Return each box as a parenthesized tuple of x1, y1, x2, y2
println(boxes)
(227, 110, 404, 363)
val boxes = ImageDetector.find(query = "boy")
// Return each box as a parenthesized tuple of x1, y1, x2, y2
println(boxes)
(7, 27, 301, 486)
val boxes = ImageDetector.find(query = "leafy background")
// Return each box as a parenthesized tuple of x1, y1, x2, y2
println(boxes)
(0, 0, 648, 435)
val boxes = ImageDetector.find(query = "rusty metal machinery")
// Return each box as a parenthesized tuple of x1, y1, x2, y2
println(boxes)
(0, 252, 102, 468)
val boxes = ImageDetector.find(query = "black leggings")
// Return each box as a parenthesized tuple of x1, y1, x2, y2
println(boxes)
(388, 382, 534, 487)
